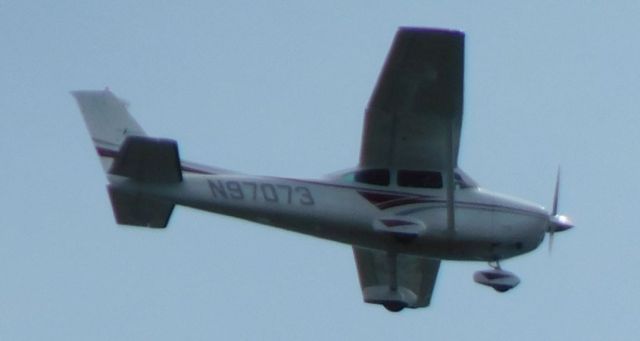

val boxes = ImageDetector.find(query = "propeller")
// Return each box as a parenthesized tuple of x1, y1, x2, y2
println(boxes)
(548, 168, 574, 252)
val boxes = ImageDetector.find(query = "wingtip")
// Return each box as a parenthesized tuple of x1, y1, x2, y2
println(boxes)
(398, 27, 464, 36)
(70, 88, 117, 101)
(70, 87, 113, 96)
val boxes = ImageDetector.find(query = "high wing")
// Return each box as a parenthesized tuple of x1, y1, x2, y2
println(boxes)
(360, 28, 464, 170)
(353, 247, 440, 309)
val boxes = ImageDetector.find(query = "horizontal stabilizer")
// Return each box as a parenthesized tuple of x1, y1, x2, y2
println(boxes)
(110, 136, 182, 183)
(108, 187, 174, 228)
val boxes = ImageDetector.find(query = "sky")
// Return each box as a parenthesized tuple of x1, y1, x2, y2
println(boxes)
(1, 1, 640, 340)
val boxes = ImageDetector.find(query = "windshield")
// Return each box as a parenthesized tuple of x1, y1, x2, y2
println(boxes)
(454, 168, 478, 188)
(341, 169, 390, 186)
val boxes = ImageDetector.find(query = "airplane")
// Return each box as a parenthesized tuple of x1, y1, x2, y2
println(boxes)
(73, 27, 573, 312)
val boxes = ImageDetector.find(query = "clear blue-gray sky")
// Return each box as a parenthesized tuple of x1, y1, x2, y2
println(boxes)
(1, 1, 639, 339)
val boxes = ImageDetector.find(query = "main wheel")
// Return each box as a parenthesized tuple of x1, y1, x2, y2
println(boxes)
(492, 285, 512, 293)
(383, 302, 405, 312)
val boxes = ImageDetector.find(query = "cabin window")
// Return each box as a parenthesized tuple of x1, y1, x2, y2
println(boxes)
(353, 169, 390, 186)
(397, 170, 442, 188)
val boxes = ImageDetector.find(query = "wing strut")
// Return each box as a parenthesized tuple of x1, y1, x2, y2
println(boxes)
(387, 252, 398, 291)
(445, 117, 456, 233)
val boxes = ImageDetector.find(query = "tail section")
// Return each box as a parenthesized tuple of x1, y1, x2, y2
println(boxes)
(73, 89, 236, 228)
(72, 89, 146, 171)
(73, 89, 230, 176)
(74, 89, 178, 228)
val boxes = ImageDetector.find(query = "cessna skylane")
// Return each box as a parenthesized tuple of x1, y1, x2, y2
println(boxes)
(74, 28, 573, 312)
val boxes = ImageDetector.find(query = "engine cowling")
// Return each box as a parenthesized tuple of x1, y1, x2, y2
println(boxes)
(473, 269, 520, 292)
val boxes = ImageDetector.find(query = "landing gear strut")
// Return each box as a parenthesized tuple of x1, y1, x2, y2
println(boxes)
(488, 260, 501, 270)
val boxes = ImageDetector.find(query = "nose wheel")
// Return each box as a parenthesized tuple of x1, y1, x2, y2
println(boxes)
(474, 260, 521, 292)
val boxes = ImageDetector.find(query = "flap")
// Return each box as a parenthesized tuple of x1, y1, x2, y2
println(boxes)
(353, 247, 440, 308)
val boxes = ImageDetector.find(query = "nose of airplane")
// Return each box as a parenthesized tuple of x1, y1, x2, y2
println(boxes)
(549, 214, 574, 232)
(490, 191, 547, 216)
(546, 168, 574, 251)
(482, 191, 547, 254)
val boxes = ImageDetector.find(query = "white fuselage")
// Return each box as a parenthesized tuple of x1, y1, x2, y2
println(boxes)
(109, 171, 548, 262)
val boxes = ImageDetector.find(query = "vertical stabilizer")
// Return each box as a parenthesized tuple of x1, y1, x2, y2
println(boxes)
(72, 89, 147, 171)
